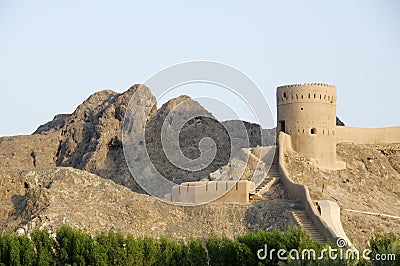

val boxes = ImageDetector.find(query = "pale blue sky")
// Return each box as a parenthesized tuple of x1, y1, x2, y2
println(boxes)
(0, 0, 399, 136)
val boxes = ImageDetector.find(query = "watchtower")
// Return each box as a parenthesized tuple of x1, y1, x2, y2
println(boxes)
(276, 83, 345, 169)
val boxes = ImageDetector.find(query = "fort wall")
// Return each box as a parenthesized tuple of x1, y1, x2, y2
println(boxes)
(278, 132, 351, 245)
(167, 180, 253, 204)
(336, 126, 400, 145)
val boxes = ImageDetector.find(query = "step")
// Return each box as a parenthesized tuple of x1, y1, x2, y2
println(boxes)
(291, 211, 325, 243)
(252, 177, 280, 200)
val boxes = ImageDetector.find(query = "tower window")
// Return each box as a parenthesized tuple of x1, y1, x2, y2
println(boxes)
(300, 107, 304, 110)
(308, 93, 310, 99)
(283, 92, 287, 99)
(279, 120, 286, 133)
(314, 94, 316, 98)
(310, 128, 317, 135)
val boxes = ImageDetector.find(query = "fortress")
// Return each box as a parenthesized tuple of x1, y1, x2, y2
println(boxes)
(166, 82, 400, 247)
(167, 83, 400, 206)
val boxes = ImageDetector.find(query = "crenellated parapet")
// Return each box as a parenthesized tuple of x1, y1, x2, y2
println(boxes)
(277, 83, 337, 105)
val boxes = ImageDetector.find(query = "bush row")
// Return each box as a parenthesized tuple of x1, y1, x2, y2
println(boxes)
(0, 225, 398, 265)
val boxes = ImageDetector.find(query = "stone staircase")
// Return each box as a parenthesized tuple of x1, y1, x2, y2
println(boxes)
(291, 210, 326, 243)
(250, 163, 280, 201)
(208, 146, 280, 201)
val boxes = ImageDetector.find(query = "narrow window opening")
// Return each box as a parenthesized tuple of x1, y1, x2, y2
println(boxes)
(311, 128, 316, 135)
(300, 107, 304, 111)
(308, 93, 310, 99)
(279, 120, 286, 133)
(314, 94, 316, 98)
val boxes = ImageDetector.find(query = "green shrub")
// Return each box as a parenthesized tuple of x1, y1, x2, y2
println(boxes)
(368, 232, 399, 266)
(187, 238, 207, 266)
(0, 225, 397, 265)
(31, 229, 56, 266)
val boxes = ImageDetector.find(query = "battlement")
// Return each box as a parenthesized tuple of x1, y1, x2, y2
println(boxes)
(277, 83, 337, 105)
(277, 83, 335, 89)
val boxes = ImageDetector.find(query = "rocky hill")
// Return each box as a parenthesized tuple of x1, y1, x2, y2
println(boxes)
(0, 85, 293, 237)
(0, 85, 272, 192)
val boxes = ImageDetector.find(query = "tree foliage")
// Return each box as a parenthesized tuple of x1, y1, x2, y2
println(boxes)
(0, 226, 397, 265)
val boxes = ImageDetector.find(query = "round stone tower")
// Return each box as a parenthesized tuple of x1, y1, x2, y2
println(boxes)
(276, 83, 343, 169)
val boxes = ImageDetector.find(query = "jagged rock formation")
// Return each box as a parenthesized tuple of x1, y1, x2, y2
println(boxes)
(145, 97, 271, 183)
(33, 114, 71, 135)
(53, 86, 155, 192)
(0, 85, 272, 192)
(145, 95, 229, 183)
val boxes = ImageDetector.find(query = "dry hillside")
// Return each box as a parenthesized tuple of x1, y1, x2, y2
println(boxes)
(0, 167, 299, 239)
(285, 143, 400, 249)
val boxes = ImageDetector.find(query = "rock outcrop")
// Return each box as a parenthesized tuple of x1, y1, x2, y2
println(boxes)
(33, 114, 71, 135)
(53, 86, 154, 192)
